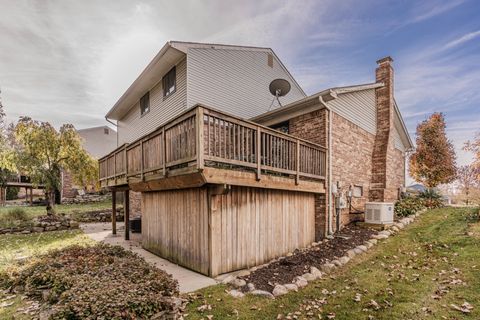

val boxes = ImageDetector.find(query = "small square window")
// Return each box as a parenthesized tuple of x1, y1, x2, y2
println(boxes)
(163, 66, 176, 98)
(353, 185, 363, 198)
(104, 128, 109, 135)
(140, 92, 150, 116)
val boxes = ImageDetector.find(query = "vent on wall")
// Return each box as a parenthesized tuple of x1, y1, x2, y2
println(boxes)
(267, 53, 273, 68)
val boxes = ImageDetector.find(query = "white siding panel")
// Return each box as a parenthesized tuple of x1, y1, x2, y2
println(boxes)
(187, 48, 305, 119)
(327, 89, 377, 134)
(393, 126, 405, 151)
(117, 58, 187, 144)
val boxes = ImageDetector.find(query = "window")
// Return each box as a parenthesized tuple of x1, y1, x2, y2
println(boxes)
(270, 121, 289, 134)
(163, 66, 176, 98)
(352, 185, 363, 198)
(104, 128, 109, 135)
(140, 92, 150, 116)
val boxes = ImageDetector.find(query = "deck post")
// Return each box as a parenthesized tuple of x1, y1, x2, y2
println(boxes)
(29, 188, 33, 205)
(295, 140, 300, 185)
(196, 106, 205, 170)
(124, 190, 130, 240)
(256, 126, 262, 180)
(140, 140, 144, 181)
(111, 190, 116, 235)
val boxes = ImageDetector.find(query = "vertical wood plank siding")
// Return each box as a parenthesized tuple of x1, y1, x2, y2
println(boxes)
(142, 188, 209, 275)
(210, 186, 315, 276)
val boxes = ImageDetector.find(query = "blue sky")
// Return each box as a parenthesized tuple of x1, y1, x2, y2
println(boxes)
(0, 0, 479, 167)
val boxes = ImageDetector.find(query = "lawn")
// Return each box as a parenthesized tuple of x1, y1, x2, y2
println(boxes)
(0, 200, 113, 228)
(0, 230, 94, 319)
(185, 207, 480, 319)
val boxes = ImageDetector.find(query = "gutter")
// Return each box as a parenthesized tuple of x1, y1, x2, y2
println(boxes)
(318, 95, 334, 236)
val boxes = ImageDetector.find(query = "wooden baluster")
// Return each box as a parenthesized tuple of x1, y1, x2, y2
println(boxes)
(256, 127, 261, 180)
(295, 140, 300, 185)
(196, 107, 205, 170)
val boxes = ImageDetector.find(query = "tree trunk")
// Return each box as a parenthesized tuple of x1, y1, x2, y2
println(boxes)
(45, 190, 56, 215)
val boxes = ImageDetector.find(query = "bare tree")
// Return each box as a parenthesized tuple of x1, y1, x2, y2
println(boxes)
(456, 165, 479, 205)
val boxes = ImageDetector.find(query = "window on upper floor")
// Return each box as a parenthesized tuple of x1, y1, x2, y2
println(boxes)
(140, 91, 150, 116)
(163, 66, 176, 98)
(270, 121, 289, 134)
(104, 128, 109, 135)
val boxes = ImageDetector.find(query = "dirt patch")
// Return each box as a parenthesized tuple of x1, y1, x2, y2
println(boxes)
(240, 224, 376, 292)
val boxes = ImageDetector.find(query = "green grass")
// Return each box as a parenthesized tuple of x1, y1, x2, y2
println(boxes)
(0, 230, 94, 318)
(185, 207, 480, 319)
(0, 200, 113, 228)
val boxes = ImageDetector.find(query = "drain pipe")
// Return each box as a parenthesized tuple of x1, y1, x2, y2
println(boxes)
(319, 95, 334, 236)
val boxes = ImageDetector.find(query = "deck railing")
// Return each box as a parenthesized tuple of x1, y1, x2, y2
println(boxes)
(99, 105, 327, 186)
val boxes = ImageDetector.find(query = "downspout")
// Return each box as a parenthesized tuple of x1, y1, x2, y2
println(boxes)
(319, 95, 334, 236)
(105, 117, 119, 147)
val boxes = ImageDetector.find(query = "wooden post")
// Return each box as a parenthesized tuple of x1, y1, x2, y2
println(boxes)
(140, 141, 144, 181)
(162, 127, 166, 176)
(0, 187, 4, 206)
(196, 107, 205, 170)
(112, 190, 117, 235)
(256, 127, 262, 181)
(124, 190, 130, 240)
(295, 140, 300, 185)
(29, 188, 33, 205)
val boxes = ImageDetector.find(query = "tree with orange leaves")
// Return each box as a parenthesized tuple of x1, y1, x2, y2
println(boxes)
(409, 113, 457, 188)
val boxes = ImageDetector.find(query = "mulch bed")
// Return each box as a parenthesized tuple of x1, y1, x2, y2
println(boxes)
(240, 224, 376, 292)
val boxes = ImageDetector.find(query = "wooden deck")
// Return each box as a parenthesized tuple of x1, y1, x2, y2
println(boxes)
(99, 104, 327, 193)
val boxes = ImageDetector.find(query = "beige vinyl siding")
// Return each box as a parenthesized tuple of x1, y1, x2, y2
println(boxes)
(117, 58, 187, 145)
(327, 89, 377, 135)
(187, 48, 305, 119)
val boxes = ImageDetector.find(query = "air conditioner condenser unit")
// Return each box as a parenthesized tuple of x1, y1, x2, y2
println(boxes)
(365, 202, 394, 224)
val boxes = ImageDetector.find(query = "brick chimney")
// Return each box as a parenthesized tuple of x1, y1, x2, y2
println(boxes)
(369, 56, 394, 202)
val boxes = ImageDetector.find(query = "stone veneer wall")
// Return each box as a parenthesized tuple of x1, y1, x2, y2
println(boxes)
(288, 108, 328, 240)
(129, 191, 142, 218)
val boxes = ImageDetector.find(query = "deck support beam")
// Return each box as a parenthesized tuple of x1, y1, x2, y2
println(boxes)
(29, 188, 33, 205)
(124, 190, 130, 240)
(112, 190, 116, 235)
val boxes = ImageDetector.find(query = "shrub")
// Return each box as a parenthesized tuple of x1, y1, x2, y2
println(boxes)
(418, 188, 444, 208)
(7, 244, 182, 319)
(6, 187, 19, 200)
(395, 196, 425, 217)
(5, 208, 29, 222)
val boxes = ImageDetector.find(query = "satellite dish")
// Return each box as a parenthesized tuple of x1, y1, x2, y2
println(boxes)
(268, 79, 291, 110)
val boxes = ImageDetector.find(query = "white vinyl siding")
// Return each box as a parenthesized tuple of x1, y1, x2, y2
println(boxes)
(393, 126, 405, 151)
(117, 58, 187, 144)
(187, 48, 305, 119)
(327, 89, 377, 134)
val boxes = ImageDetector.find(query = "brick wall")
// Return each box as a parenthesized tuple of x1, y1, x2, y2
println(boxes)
(61, 170, 77, 199)
(288, 108, 328, 240)
(331, 112, 376, 228)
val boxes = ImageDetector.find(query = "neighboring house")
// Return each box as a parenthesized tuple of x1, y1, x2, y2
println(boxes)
(99, 41, 412, 277)
(61, 126, 117, 200)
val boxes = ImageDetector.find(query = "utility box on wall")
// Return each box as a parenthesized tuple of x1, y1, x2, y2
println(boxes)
(365, 202, 394, 224)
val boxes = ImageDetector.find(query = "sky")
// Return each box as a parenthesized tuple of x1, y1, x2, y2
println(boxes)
(0, 0, 479, 171)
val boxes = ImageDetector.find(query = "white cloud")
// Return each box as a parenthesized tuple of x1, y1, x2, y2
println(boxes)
(442, 30, 480, 50)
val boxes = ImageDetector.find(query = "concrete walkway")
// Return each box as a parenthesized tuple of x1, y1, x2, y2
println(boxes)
(80, 222, 218, 293)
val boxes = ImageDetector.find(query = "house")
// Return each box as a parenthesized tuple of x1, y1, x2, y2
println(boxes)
(99, 41, 412, 277)
(61, 126, 117, 200)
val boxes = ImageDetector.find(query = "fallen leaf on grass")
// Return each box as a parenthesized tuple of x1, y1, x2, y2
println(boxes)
(450, 301, 473, 314)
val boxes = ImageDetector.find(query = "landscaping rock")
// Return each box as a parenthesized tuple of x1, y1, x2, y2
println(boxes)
(221, 275, 235, 284)
(293, 276, 308, 288)
(227, 289, 245, 298)
(284, 283, 299, 292)
(339, 256, 350, 265)
(237, 270, 251, 277)
(251, 290, 274, 299)
(32, 227, 44, 233)
(378, 230, 391, 236)
(357, 245, 368, 252)
(69, 221, 79, 228)
(229, 278, 246, 288)
(272, 285, 288, 297)
(302, 273, 316, 282)
(310, 266, 323, 279)
(368, 238, 378, 245)
(321, 263, 336, 273)
(390, 226, 400, 232)
(332, 259, 342, 267)
(364, 241, 373, 249)
(247, 283, 255, 291)
(353, 247, 364, 254)
(394, 222, 405, 229)
(346, 249, 356, 258)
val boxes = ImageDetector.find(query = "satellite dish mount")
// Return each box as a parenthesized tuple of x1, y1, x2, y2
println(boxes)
(268, 78, 291, 110)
